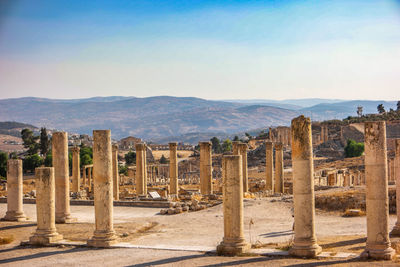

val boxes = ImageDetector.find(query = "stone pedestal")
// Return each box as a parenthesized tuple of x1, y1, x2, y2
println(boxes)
(274, 142, 284, 193)
(391, 139, 400, 236)
(112, 144, 119, 201)
(265, 141, 274, 192)
(29, 167, 63, 245)
(169, 142, 178, 195)
(217, 155, 250, 255)
(52, 132, 75, 223)
(135, 143, 147, 196)
(2, 159, 26, 221)
(289, 115, 321, 258)
(362, 122, 394, 260)
(199, 141, 212, 195)
(87, 130, 118, 247)
(71, 147, 80, 192)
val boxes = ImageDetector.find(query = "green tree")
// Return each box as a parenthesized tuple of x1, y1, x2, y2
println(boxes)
(23, 154, 44, 173)
(233, 136, 240, 142)
(377, 104, 385, 114)
(221, 138, 232, 152)
(9, 152, 17, 159)
(397, 101, 400, 111)
(125, 151, 136, 165)
(80, 146, 93, 167)
(119, 164, 128, 176)
(40, 127, 49, 157)
(210, 137, 222, 153)
(21, 128, 40, 155)
(160, 154, 168, 164)
(344, 139, 365, 158)
(44, 150, 52, 167)
(0, 151, 8, 179)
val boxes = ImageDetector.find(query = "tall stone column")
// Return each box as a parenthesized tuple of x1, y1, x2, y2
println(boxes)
(289, 115, 321, 258)
(135, 143, 147, 196)
(238, 143, 249, 193)
(112, 144, 119, 201)
(71, 147, 80, 192)
(88, 166, 92, 191)
(29, 167, 63, 245)
(2, 159, 26, 221)
(217, 155, 250, 255)
(87, 130, 118, 247)
(391, 139, 400, 236)
(199, 141, 212, 195)
(169, 142, 178, 195)
(82, 167, 86, 186)
(362, 122, 394, 259)
(265, 141, 274, 192)
(274, 142, 284, 193)
(232, 141, 240, 155)
(52, 132, 75, 223)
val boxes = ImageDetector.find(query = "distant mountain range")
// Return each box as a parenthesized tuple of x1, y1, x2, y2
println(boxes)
(0, 96, 396, 144)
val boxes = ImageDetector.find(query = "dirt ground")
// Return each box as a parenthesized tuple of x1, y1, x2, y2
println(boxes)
(1, 198, 399, 266)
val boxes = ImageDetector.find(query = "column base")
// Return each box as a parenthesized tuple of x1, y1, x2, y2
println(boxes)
(87, 230, 118, 248)
(29, 231, 63, 245)
(217, 238, 250, 256)
(390, 223, 400, 237)
(1, 211, 27, 222)
(289, 242, 322, 258)
(361, 245, 395, 260)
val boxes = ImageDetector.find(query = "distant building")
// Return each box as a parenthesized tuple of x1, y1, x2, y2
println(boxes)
(119, 136, 142, 150)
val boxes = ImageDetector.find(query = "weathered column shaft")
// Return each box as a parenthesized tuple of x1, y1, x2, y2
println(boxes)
(169, 142, 178, 195)
(71, 147, 80, 192)
(238, 143, 249, 193)
(363, 121, 394, 260)
(289, 115, 321, 258)
(88, 130, 117, 247)
(217, 155, 250, 255)
(29, 167, 63, 245)
(112, 144, 119, 201)
(200, 141, 213, 195)
(82, 167, 86, 186)
(392, 139, 400, 235)
(265, 141, 274, 191)
(88, 167, 92, 190)
(274, 142, 284, 193)
(53, 132, 74, 223)
(135, 143, 147, 196)
(2, 159, 26, 221)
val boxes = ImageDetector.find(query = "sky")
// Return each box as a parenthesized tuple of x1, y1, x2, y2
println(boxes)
(0, 0, 400, 100)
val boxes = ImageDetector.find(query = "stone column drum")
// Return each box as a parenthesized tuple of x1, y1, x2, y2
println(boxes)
(2, 159, 26, 221)
(232, 141, 240, 155)
(265, 141, 274, 192)
(29, 167, 63, 245)
(199, 141, 213, 195)
(289, 115, 322, 258)
(169, 142, 178, 195)
(391, 139, 400, 236)
(88, 166, 92, 191)
(87, 130, 118, 247)
(274, 142, 284, 193)
(52, 132, 75, 223)
(112, 144, 119, 201)
(362, 122, 394, 260)
(238, 143, 249, 193)
(71, 147, 80, 192)
(217, 155, 250, 255)
(135, 143, 147, 196)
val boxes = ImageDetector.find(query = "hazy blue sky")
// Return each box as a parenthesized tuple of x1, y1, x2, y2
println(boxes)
(0, 0, 399, 100)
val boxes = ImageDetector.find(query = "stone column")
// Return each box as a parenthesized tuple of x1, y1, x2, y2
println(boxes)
(2, 159, 26, 221)
(265, 141, 274, 192)
(52, 132, 75, 223)
(274, 142, 284, 193)
(289, 115, 321, 258)
(71, 147, 80, 192)
(217, 155, 250, 255)
(135, 143, 147, 196)
(362, 121, 394, 259)
(29, 167, 63, 245)
(169, 142, 178, 195)
(82, 167, 86, 186)
(391, 139, 400, 236)
(199, 141, 213, 195)
(88, 167, 92, 191)
(112, 144, 119, 201)
(87, 130, 118, 247)
(238, 143, 249, 193)
(232, 141, 240, 155)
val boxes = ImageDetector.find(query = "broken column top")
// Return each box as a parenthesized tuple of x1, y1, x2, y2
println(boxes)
(71, 146, 80, 152)
(135, 143, 146, 150)
(112, 144, 119, 151)
(365, 121, 386, 145)
(199, 141, 212, 147)
(169, 142, 178, 147)
(291, 115, 312, 159)
(275, 142, 283, 150)
(265, 141, 273, 148)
